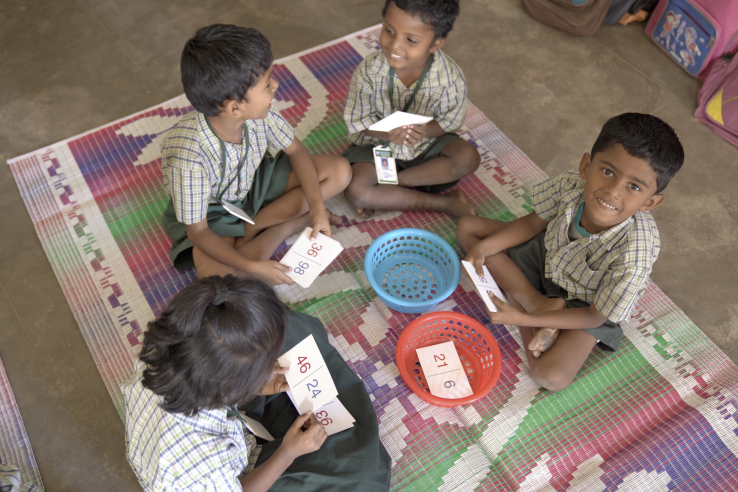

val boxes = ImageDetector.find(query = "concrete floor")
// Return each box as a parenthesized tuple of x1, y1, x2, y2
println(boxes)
(0, 0, 736, 490)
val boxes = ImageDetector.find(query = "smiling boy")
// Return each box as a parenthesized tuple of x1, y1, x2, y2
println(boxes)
(342, 0, 480, 218)
(457, 113, 684, 392)
(161, 25, 351, 285)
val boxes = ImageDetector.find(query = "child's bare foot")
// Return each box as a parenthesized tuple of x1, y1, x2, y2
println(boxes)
(444, 190, 476, 218)
(527, 297, 566, 358)
(355, 207, 375, 219)
(529, 327, 560, 358)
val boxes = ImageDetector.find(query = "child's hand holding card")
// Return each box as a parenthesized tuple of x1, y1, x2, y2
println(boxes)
(461, 260, 507, 313)
(281, 227, 344, 288)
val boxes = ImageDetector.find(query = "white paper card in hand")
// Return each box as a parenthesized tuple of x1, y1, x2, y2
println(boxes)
(314, 398, 355, 436)
(281, 227, 344, 288)
(367, 111, 433, 132)
(278, 335, 338, 413)
(416, 341, 473, 399)
(461, 260, 505, 312)
(239, 414, 275, 441)
(220, 200, 255, 225)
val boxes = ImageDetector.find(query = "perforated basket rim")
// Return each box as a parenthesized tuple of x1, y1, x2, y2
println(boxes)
(364, 228, 461, 311)
(395, 311, 502, 407)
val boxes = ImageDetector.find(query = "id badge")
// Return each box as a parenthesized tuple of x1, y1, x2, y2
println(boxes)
(220, 200, 255, 225)
(373, 146, 398, 185)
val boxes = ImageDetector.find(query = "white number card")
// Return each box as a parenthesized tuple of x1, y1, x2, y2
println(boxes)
(286, 393, 356, 436)
(281, 227, 344, 288)
(367, 111, 433, 132)
(416, 341, 473, 399)
(278, 335, 338, 414)
(461, 260, 506, 313)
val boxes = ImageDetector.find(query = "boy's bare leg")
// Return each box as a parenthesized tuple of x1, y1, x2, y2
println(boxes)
(192, 212, 343, 280)
(517, 319, 597, 392)
(345, 139, 479, 218)
(241, 154, 351, 243)
(456, 215, 509, 254)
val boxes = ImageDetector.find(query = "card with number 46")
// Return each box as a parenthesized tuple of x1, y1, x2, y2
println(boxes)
(281, 227, 344, 288)
(278, 335, 338, 414)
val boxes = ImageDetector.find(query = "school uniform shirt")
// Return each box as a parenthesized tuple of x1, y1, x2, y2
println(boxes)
(343, 49, 467, 161)
(532, 170, 660, 324)
(121, 360, 260, 492)
(161, 109, 294, 225)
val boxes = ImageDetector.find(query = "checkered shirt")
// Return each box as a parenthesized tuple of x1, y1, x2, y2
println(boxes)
(121, 360, 261, 492)
(532, 171, 660, 324)
(343, 49, 467, 161)
(161, 109, 294, 225)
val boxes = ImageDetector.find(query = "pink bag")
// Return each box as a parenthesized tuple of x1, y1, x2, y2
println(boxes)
(695, 51, 738, 147)
(645, 0, 738, 79)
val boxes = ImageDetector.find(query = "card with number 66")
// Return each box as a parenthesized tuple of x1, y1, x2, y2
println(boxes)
(281, 227, 344, 288)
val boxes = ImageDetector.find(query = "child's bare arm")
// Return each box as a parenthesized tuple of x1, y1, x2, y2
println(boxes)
(282, 139, 330, 240)
(238, 412, 326, 492)
(465, 212, 549, 276)
(488, 295, 607, 330)
(185, 221, 293, 285)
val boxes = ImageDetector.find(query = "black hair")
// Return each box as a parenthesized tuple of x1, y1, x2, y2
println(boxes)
(591, 113, 684, 194)
(140, 275, 286, 415)
(382, 0, 460, 39)
(181, 24, 273, 116)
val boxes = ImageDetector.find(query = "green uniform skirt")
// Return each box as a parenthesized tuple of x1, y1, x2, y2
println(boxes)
(342, 133, 461, 194)
(241, 311, 392, 492)
(508, 232, 623, 351)
(162, 151, 293, 270)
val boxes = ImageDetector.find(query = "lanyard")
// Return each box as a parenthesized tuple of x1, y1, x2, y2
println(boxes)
(388, 54, 433, 113)
(206, 117, 250, 203)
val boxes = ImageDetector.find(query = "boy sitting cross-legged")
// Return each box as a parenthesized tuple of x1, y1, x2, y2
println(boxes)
(342, 0, 481, 218)
(161, 25, 351, 286)
(457, 113, 684, 392)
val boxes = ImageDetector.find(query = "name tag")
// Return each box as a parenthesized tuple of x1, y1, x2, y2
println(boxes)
(373, 145, 398, 185)
(220, 200, 255, 225)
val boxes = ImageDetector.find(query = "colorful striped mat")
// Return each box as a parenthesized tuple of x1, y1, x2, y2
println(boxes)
(0, 357, 44, 490)
(8, 25, 738, 491)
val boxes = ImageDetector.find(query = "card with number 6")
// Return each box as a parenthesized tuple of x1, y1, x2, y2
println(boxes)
(416, 341, 473, 399)
(278, 335, 338, 414)
(281, 227, 344, 288)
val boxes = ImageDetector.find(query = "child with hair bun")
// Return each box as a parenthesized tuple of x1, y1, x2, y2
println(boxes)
(121, 275, 390, 491)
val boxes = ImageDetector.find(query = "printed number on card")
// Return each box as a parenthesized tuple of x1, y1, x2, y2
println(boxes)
(461, 260, 507, 313)
(416, 341, 474, 399)
(278, 335, 338, 413)
(281, 228, 344, 288)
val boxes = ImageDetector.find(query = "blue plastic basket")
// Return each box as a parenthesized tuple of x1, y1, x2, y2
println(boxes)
(364, 228, 461, 313)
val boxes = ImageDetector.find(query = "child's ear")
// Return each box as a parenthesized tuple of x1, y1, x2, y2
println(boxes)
(639, 193, 665, 213)
(222, 99, 242, 117)
(429, 36, 446, 53)
(578, 153, 592, 179)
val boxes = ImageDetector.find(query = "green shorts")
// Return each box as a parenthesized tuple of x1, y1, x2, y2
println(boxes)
(341, 133, 461, 194)
(507, 232, 623, 351)
(162, 151, 292, 270)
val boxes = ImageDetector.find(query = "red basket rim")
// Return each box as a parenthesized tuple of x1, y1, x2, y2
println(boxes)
(395, 311, 502, 407)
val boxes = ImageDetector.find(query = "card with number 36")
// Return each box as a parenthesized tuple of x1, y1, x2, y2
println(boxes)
(281, 227, 344, 288)
(278, 335, 338, 414)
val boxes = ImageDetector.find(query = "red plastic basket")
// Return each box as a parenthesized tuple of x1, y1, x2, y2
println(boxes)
(396, 312, 502, 407)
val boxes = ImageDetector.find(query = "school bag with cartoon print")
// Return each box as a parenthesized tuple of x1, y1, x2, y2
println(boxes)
(695, 50, 738, 147)
(645, 0, 738, 79)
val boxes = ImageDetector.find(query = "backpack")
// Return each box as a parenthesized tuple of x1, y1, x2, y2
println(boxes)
(645, 0, 738, 79)
(695, 50, 738, 147)
(521, 0, 613, 37)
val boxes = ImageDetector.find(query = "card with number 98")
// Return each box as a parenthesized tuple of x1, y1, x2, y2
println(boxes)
(281, 227, 344, 288)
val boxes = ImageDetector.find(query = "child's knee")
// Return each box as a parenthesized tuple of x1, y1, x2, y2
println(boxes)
(451, 140, 481, 177)
(334, 156, 353, 188)
(456, 215, 476, 251)
(531, 366, 574, 393)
